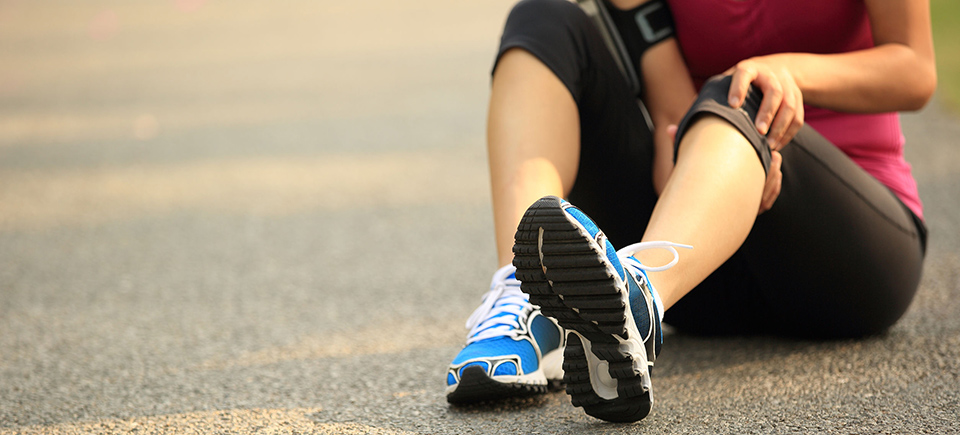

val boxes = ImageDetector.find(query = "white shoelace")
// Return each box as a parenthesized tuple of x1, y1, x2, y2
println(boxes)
(465, 265, 530, 344)
(463, 242, 690, 345)
(617, 241, 693, 272)
(618, 241, 693, 320)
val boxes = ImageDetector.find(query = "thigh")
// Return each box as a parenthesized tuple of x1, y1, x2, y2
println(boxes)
(668, 126, 926, 338)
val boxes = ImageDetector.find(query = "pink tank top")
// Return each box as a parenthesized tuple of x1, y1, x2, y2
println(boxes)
(668, 0, 923, 218)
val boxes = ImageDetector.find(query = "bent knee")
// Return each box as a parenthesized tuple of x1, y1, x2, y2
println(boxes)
(674, 75, 772, 174)
(510, 0, 584, 20)
(505, 0, 593, 41)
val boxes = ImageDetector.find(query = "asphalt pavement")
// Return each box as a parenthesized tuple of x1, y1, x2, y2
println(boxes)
(1, 1, 958, 433)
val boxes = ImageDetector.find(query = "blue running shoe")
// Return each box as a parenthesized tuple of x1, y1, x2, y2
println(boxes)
(446, 264, 565, 404)
(513, 196, 691, 422)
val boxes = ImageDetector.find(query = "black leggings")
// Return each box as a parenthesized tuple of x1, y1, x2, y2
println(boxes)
(495, 0, 927, 338)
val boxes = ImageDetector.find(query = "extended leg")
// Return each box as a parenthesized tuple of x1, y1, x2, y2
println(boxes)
(488, 48, 580, 266)
(447, 0, 649, 406)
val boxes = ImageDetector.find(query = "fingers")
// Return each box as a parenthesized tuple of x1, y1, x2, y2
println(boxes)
(766, 81, 795, 150)
(667, 124, 678, 143)
(728, 62, 782, 138)
(758, 150, 783, 215)
(779, 100, 804, 149)
(727, 64, 756, 109)
(728, 60, 805, 152)
(751, 70, 783, 138)
(765, 71, 803, 150)
(790, 102, 805, 141)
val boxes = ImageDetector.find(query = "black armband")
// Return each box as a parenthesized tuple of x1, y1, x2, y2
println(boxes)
(578, 0, 675, 105)
(604, 0, 676, 72)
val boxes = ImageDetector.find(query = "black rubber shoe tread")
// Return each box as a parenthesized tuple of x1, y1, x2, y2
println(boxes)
(550, 279, 621, 295)
(539, 253, 609, 269)
(514, 242, 594, 256)
(516, 229, 586, 242)
(446, 366, 547, 405)
(560, 294, 625, 309)
(512, 196, 653, 423)
(563, 334, 652, 421)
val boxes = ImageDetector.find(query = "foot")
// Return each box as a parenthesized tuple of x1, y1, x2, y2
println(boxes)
(446, 264, 565, 404)
(512, 196, 690, 422)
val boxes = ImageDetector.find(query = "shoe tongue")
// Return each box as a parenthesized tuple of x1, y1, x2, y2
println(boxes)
(621, 255, 642, 280)
(472, 290, 528, 339)
(491, 264, 518, 287)
(481, 266, 528, 330)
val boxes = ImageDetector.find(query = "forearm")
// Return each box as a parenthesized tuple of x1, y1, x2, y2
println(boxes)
(642, 41, 697, 193)
(607, 0, 697, 192)
(760, 45, 936, 113)
(759, 0, 935, 113)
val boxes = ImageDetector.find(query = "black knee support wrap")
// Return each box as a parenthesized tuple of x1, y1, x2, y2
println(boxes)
(674, 75, 772, 174)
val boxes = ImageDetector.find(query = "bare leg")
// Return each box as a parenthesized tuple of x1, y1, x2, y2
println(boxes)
(634, 117, 766, 309)
(489, 50, 766, 311)
(488, 48, 581, 266)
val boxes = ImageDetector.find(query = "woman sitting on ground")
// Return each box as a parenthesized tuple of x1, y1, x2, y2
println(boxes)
(445, 0, 935, 422)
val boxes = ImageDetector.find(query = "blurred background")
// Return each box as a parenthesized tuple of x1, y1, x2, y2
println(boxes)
(931, 0, 959, 108)
(0, 1, 516, 432)
(1, 0, 958, 434)
(0, 0, 515, 229)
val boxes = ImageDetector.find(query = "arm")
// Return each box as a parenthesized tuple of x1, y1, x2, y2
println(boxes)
(609, 0, 698, 193)
(728, 0, 936, 148)
(610, 0, 785, 212)
(644, 40, 697, 194)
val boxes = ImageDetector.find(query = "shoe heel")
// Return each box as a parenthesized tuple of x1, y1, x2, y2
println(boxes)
(564, 334, 652, 422)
